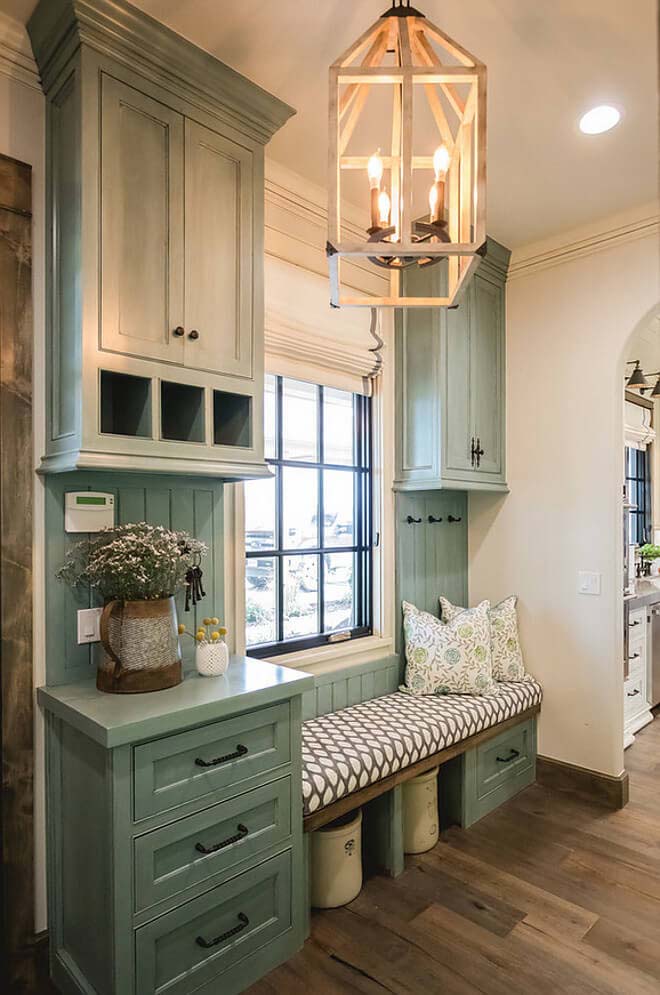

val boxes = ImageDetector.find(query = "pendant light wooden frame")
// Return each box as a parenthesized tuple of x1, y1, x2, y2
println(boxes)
(328, 10, 486, 307)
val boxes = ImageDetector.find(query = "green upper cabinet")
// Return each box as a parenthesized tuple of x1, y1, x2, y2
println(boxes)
(395, 239, 510, 492)
(29, 0, 293, 479)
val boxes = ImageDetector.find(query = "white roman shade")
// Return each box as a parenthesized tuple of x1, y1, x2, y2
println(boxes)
(625, 399, 656, 450)
(264, 256, 382, 395)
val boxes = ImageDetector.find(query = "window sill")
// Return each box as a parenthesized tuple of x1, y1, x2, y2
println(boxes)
(258, 634, 395, 675)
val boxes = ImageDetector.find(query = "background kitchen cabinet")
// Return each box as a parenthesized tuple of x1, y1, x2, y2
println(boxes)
(29, 0, 293, 479)
(395, 238, 510, 492)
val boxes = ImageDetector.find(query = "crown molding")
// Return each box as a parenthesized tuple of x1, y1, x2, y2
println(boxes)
(508, 203, 660, 281)
(0, 13, 40, 90)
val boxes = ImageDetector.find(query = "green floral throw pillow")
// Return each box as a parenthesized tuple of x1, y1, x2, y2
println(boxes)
(439, 595, 530, 683)
(402, 600, 497, 696)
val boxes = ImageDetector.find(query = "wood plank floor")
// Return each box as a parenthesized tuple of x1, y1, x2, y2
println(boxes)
(248, 715, 660, 995)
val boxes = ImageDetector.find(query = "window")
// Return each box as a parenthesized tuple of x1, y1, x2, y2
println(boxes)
(625, 445, 652, 545)
(245, 375, 372, 656)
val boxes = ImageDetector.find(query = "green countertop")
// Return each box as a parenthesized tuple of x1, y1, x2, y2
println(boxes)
(38, 656, 315, 748)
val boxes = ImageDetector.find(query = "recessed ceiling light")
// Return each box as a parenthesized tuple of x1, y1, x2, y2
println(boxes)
(579, 105, 621, 135)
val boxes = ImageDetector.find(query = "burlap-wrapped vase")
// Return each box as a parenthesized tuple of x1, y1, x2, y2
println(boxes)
(98, 597, 182, 693)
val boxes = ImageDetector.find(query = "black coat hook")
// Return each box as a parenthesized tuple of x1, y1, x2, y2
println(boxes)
(447, 515, 462, 523)
(406, 515, 422, 524)
(427, 515, 443, 524)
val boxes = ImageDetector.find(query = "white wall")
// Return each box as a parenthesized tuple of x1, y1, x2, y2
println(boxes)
(469, 206, 660, 778)
(0, 13, 46, 932)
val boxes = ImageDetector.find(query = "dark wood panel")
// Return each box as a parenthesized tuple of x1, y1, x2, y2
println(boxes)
(0, 154, 34, 993)
(249, 716, 660, 995)
(537, 754, 629, 809)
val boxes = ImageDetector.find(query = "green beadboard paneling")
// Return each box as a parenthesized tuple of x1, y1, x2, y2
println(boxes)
(395, 490, 468, 651)
(45, 471, 224, 686)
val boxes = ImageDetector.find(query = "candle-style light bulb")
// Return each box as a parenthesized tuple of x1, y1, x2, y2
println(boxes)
(378, 189, 391, 227)
(367, 151, 384, 190)
(429, 184, 439, 220)
(367, 150, 384, 229)
(433, 144, 450, 180)
(429, 144, 449, 224)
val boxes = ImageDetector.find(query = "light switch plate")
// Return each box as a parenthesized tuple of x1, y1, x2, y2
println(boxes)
(578, 571, 601, 596)
(77, 607, 103, 644)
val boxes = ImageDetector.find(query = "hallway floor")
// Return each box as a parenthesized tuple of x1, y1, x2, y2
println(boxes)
(249, 715, 660, 995)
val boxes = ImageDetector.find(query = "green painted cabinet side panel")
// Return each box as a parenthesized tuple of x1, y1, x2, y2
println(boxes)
(395, 491, 468, 650)
(44, 470, 224, 686)
(363, 784, 405, 879)
(56, 719, 113, 994)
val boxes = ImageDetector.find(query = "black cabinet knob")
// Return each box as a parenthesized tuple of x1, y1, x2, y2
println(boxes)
(173, 326, 185, 337)
(188, 329, 200, 340)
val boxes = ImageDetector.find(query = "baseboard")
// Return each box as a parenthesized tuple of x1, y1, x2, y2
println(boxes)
(536, 755, 629, 810)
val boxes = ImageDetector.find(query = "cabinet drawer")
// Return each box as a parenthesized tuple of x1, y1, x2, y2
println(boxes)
(628, 607, 647, 629)
(135, 850, 292, 995)
(134, 778, 292, 913)
(133, 703, 291, 821)
(475, 718, 535, 801)
(625, 674, 646, 719)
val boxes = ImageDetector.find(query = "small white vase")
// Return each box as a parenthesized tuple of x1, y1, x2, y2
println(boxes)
(195, 640, 229, 677)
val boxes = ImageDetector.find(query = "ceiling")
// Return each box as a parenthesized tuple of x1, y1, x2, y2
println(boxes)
(7, 0, 658, 248)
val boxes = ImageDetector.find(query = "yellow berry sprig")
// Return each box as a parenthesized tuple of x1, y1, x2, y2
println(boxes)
(178, 616, 228, 645)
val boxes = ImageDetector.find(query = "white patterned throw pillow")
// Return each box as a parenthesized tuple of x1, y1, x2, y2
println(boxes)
(402, 600, 497, 696)
(439, 595, 529, 683)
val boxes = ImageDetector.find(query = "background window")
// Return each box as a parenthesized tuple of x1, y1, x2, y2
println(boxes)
(626, 445, 652, 545)
(245, 375, 372, 655)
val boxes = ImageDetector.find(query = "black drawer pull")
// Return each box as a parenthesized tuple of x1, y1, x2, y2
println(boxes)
(195, 744, 248, 768)
(195, 823, 249, 856)
(496, 748, 520, 764)
(447, 515, 462, 524)
(406, 515, 422, 524)
(627, 688, 641, 697)
(629, 619, 641, 627)
(628, 652, 640, 660)
(196, 912, 249, 949)
(427, 515, 443, 524)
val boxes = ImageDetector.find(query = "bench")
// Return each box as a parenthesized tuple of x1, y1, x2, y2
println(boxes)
(300, 656, 542, 887)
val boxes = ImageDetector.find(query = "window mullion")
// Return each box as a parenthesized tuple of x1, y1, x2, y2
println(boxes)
(318, 385, 325, 634)
(276, 377, 284, 644)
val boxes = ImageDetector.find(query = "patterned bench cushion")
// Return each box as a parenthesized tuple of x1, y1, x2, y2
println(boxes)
(302, 680, 543, 816)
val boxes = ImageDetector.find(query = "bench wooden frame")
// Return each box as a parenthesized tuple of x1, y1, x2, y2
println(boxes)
(303, 703, 541, 832)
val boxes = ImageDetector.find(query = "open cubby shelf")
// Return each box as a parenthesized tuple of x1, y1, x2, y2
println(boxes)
(214, 390, 252, 448)
(161, 381, 205, 443)
(100, 370, 152, 438)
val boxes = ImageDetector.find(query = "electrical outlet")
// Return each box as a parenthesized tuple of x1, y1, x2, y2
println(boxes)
(578, 571, 601, 596)
(77, 607, 103, 644)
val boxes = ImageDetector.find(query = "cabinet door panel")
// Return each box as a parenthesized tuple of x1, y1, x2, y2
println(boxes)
(101, 75, 184, 364)
(444, 292, 473, 474)
(470, 274, 503, 476)
(184, 121, 253, 378)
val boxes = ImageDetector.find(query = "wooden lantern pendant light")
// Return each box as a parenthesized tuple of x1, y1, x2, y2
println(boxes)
(327, 0, 486, 307)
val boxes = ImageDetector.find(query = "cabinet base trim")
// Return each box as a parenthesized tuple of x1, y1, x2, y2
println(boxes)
(393, 477, 509, 493)
(38, 450, 273, 481)
(536, 755, 629, 810)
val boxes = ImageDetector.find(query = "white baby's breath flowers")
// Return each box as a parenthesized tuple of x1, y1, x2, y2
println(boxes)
(57, 522, 207, 602)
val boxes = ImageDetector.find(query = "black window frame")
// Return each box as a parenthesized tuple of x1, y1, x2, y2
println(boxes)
(625, 444, 652, 546)
(246, 375, 373, 657)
